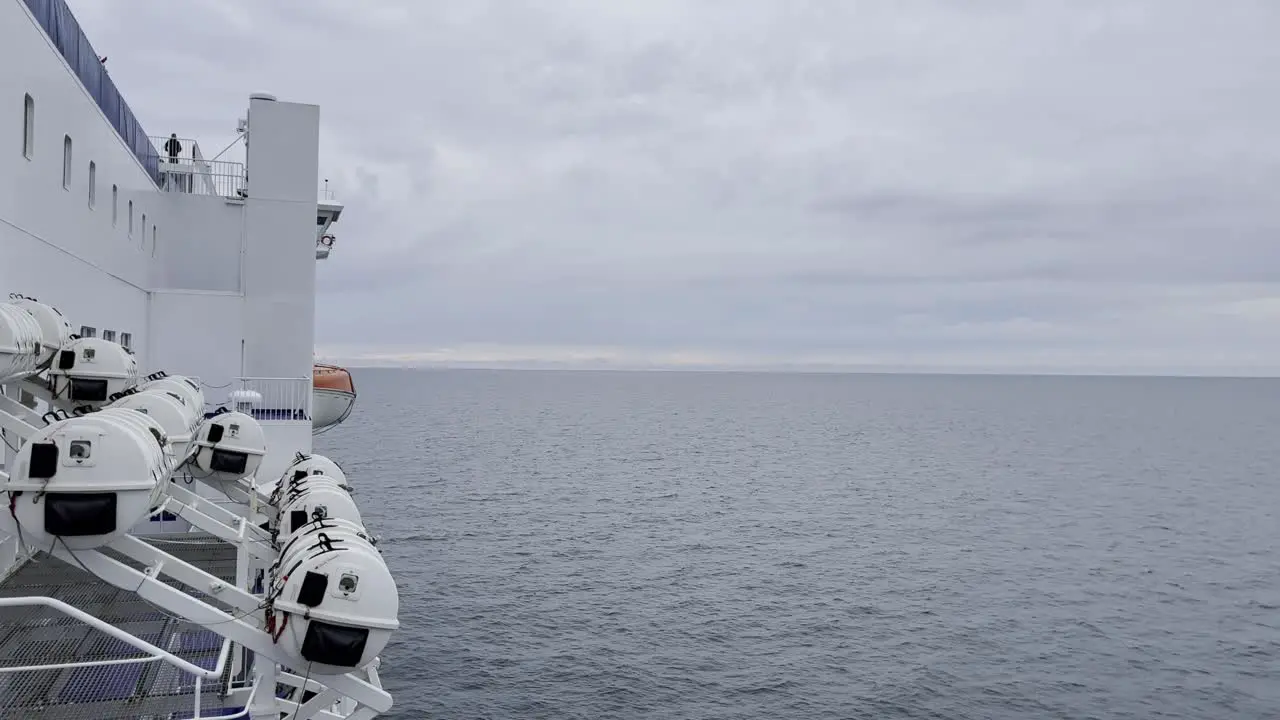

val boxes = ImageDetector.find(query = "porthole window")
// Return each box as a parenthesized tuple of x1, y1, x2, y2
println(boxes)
(62, 135, 72, 189)
(22, 94, 34, 159)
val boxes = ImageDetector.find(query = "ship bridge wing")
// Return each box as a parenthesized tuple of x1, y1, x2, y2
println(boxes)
(316, 193, 344, 259)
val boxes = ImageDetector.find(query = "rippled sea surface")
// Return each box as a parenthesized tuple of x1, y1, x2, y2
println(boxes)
(320, 369, 1280, 719)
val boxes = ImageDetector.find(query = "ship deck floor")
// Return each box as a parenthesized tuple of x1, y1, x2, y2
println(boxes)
(0, 535, 247, 719)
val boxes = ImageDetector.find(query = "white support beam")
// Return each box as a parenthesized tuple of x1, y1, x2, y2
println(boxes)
(291, 688, 344, 719)
(166, 482, 273, 541)
(248, 661, 279, 720)
(277, 705, 345, 720)
(18, 378, 57, 410)
(51, 543, 393, 717)
(163, 487, 276, 563)
(279, 670, 331, 695)
(0, 393, 41, 443)
(108, 535, 262, 615)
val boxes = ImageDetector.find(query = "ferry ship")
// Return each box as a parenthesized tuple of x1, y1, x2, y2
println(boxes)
(0, 1, 398, 718)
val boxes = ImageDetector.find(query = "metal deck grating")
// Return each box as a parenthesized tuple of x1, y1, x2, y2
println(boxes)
(0, 534, 245, 719)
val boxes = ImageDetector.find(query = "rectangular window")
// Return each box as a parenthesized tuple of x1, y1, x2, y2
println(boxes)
(152, 226, 157, 256)
(128, 201, 133, 235)
(62, 135, 72, 189)
(120, 332, 132, 350)
(112, 185, 118, 225)
(22, 94, 34, 159)
(141, 214, 146, 246)
(79, 326, 96, 338)
(88, 161, 96, 208)
(103, 329, 116, 342)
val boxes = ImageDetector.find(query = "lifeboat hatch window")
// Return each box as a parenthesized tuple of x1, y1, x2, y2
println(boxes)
(103, 330, 116, 343)
(79, 326, 96, 339)
(22, 94, 34, 159)
(120, 332, 132, 350)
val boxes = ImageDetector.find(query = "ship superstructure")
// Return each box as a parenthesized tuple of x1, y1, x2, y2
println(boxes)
(0, 1, 394, 717)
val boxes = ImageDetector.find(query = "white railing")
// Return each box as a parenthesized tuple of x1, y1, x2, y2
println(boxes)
(151, 135, 246, 198)
(157, 158, 247, 198)
(0, 596, 232, 719)
(232, 377, 311, 421)
(150, 135, 202, 163)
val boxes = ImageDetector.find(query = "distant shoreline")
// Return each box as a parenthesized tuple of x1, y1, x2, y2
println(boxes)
(318, 363, 1280, 380)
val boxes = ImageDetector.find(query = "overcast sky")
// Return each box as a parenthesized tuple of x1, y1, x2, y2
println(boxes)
(73, 0, 1280, 374)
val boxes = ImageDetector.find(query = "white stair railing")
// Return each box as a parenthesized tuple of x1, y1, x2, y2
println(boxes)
(231, 377, 312, 421)
(0, 596, 231, 719)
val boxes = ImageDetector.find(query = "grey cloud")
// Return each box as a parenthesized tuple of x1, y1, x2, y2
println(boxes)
(69, 0, 1280, 372)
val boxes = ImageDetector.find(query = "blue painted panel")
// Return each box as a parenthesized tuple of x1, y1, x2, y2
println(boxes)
(178, 628, 223, 653)
(59, 663, 145, 702)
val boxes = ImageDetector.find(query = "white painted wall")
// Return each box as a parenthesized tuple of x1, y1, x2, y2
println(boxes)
(147, 290, 243, 390)
(0, 0, 157, 361)
(241, 98, 320, 381)
(150, 193, 244, 292)
(259, 424, 315, 481)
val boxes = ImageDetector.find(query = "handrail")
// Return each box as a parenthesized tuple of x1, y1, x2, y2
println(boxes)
(149, 135, 202, 163)
(154, 156, 246, 197)
(231, 377, 311, 421)
(0, 596, 220, 679)
(173, 674, 260, 720)
(0, 596, 236, 718)
(0, 600, 340, 718)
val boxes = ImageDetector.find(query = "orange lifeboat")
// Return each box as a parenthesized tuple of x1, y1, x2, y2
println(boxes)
(312, 363, 356, 431)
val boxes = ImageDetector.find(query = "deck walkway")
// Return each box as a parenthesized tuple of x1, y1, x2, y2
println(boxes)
(0, 535, 248, 719)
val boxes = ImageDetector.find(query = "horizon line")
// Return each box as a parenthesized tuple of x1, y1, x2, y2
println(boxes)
(318, 362, 1280, 380)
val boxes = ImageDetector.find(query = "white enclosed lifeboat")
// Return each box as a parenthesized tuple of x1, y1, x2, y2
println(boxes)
(7, 297, 73, 370)
(266, 471, 398, 674)
(1, 409, 175, 551)
(186, 410, 267, 498)
(312, 364, 356, 432)
(267, 526, 399, 674)
(109, 387, 203, 464)
(46, 336, 139, 410)
(0, 302, 42, 384)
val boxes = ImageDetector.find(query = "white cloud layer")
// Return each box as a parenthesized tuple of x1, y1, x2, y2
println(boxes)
(71, 0, 1280, 374)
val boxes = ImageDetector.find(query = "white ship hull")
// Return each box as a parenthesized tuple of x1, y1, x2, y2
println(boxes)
(0, 0, 393, 717)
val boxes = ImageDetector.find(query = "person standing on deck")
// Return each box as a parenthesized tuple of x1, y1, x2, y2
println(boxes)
(164, 133, 182, 162)
(162, 134, 187, 191)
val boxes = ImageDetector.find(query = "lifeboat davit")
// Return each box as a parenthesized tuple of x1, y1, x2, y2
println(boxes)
(312, 363, 355, 432)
